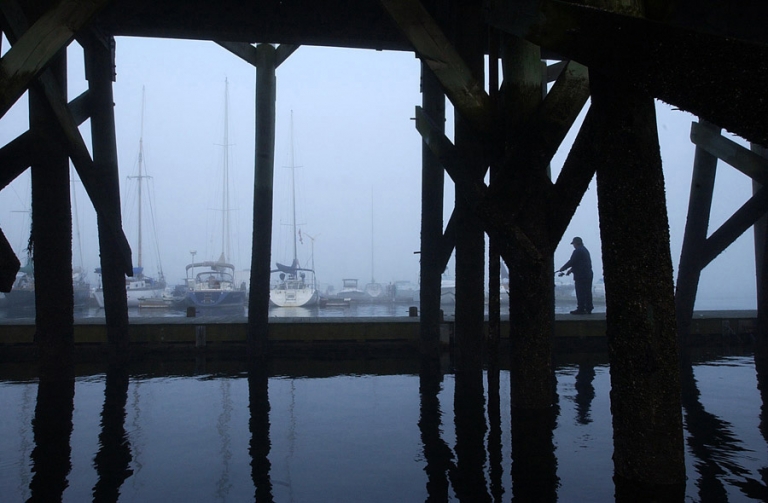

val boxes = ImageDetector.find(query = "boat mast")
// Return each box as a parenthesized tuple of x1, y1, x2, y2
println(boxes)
(290, 110, 298, 266)
(128, 86, 148, 272)
(371, 187, 375, 283)
(221, 79, 231, 263)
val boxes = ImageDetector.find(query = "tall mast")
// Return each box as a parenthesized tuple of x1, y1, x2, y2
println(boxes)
(290, 110, 298, 265)
(371, 188, 375, 283)
(129, 86, 147, 270)
(221, 79, 231, 262)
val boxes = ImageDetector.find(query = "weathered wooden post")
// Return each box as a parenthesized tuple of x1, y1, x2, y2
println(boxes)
(419, 61, 445, 356)
(591, 72, 685, 494)
(452, 0, 486, 376)
(248, 43, 277, 358)
(675, 120, 720, 345)
(29, 49, 74, 364)
(83, 31, 131, 359)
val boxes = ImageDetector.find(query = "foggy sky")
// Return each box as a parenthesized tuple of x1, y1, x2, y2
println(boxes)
(0, 36, 758, 309)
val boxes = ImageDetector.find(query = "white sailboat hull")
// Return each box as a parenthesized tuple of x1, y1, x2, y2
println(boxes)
(270, 286, 319, 308)
(93, 284, 164, 308)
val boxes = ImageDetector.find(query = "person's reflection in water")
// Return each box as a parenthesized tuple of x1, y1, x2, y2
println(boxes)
(27, 362, 75, 502)
(248, 361, 274, 502)
(418, 355, 454, 500)
(92, 362, 133, 502)
(510, 395, 559, 501)
(574, 362, 596, 425)
(452, 371, 491, 502)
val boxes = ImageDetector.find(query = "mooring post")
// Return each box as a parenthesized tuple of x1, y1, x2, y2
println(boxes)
(419, 61, 445, 357)
(83, 31, 130, 359)
(248, 43, 277, 358)
(591, 72, 685, 492)
(675, 120, 720, 345)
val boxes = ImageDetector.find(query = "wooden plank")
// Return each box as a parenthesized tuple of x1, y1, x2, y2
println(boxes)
(380, 0, 492, 134)
(0, 0, 109, 119)
(691, 121, 768, 186)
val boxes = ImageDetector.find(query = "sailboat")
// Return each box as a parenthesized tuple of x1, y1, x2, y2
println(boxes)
(175, 79, 247, 315)
(93, 87, 166, 309)
(269, 112, 319, 308)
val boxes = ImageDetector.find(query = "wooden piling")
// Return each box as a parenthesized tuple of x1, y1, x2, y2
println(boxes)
(419, 62, 445, 356)
(452, 0, 486, 376)
(248, 43, 277, 357)
(675, 120, 719, 345)
(591, 72, 685, 488)
(83, 31, 130, 359)
(29, 49, 74, 364)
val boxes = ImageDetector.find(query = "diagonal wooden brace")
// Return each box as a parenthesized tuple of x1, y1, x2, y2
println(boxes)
(0, 226, 21, 292)
(380, 0, 493, 134)
(2, 1, 133, 275)
(415, 106, 543, 263)
(0, 0, 109, 119)
(691, 121, 768, 186)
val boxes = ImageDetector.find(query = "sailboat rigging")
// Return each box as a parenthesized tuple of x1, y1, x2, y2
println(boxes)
(93, 86, 166, 309)
(270, 111, 319, 308)
(173, 79, 246, 315)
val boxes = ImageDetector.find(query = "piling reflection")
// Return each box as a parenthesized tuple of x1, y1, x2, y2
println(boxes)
(418, 355, 454, 501)
(248, 361, 274, 502)
(510, 404, 559, 501)
(27, 366, 75, 502)
(92, 362, 133, 502)
(453, 370, 490, 502)
(487, 366, 504, 502)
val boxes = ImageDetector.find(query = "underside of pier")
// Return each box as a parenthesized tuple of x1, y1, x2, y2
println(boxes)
(2, 0, 767, 493)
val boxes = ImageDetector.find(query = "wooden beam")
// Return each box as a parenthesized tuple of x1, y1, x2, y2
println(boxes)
(691, 121, 768, 186)
(415, 106, 543, 264)
(438, 211, 455, 273)
(217, 41, 258, 66)
(3, 7, 132, 275)
(218, 42, 299, 69)
(380, 0, 493, 134)
(0, 0, 109, 119)
(0, 225, 21, 292)
(486, 0, 768, 147)
(492, 60, 589, 198)
(275, 44, 299, 67)
(701, 186, 768, 269)
(549, 104, 600, 246)
(0, 89, 91, 190)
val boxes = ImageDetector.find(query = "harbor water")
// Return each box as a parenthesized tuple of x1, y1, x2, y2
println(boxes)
(0, 348, 765, 502)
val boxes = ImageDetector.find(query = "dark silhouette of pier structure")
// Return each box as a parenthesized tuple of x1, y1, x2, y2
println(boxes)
(1, 0, 768, 496)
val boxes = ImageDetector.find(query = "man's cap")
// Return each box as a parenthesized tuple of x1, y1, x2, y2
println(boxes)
(571, 236, 583, 245)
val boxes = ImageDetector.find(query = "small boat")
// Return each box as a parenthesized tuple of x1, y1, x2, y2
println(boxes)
(2, 259, 91, 315)
(269, 112, 318, 308)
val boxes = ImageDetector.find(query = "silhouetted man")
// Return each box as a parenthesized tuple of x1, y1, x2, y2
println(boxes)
(558, 237, 593, 314)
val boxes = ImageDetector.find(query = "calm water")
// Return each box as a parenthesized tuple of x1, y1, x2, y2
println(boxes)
(0, 349, 765, 502)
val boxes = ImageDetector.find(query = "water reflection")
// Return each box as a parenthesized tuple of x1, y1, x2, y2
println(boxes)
(92, 363, 133, 502)
(0, 350, 765, 501)
(248, 361, 273, 501)
(28, 365, 75, 502)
